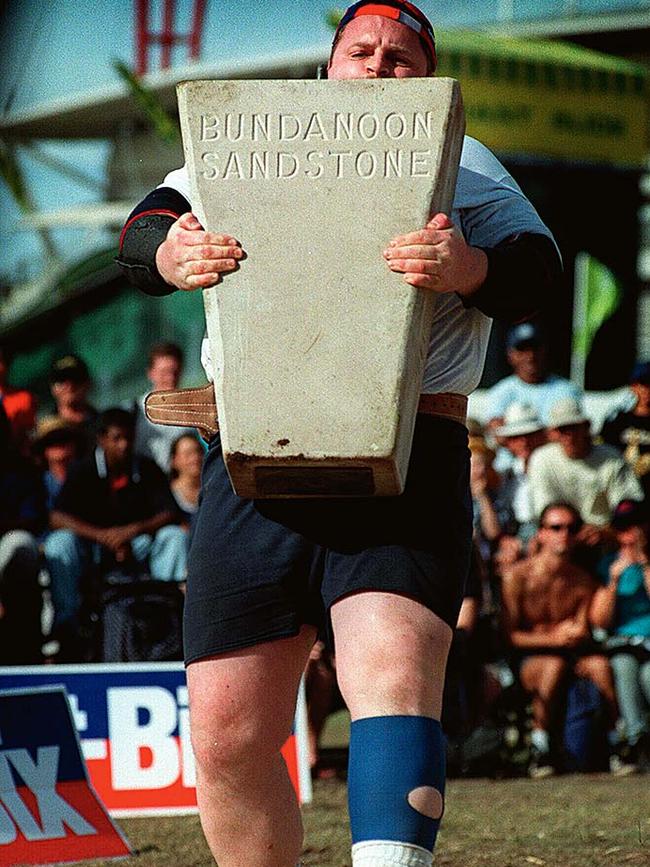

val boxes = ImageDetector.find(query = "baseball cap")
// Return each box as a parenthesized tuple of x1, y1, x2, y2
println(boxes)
(630, 361, 650, 385)
(32, 415, 84, 452)
(495, 403, 545, 438)
(50, 354, 90, 384)
(506, 321, 544, 351)
(547, 397, 588, 429)
(611, 499, 648, 531)
(331, 1, 437, 72)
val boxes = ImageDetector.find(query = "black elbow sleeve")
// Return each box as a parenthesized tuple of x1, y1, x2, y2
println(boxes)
(462, 233, 563, 323)
(116, 187, 190, 297)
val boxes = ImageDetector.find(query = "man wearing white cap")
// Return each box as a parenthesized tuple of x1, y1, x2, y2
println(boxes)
(495, 403, 547, 547)
(528, 397, 643, 545)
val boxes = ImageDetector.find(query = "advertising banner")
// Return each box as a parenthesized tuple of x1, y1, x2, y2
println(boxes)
(0, 664, 311, 817)
(0, 686, 131, 866)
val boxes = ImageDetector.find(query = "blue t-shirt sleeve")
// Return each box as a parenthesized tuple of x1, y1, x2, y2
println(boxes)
(453, 137, 554, 248)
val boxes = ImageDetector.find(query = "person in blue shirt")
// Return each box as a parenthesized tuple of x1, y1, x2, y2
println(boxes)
(591, 499, 650, 766)
(484, 321, 583, 432)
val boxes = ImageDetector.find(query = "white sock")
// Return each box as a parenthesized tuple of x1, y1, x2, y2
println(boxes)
(351, 840, 433, 866)
(530, 728, 549, 753)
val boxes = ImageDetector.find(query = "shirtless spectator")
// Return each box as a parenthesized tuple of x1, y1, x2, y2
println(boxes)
(501, 502, 622, 777)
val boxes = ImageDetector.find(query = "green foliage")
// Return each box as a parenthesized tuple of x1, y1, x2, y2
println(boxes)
(113, 60, 179, 144)
(0, 139, 30, 212)
(325, 8, 344, 29)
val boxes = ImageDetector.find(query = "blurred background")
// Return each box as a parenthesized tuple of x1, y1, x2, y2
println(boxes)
(1, 0, 649, 411)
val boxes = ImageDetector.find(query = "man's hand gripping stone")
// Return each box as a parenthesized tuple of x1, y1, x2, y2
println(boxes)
(384, 212, 488, 297)
(155, 212, 243, 291)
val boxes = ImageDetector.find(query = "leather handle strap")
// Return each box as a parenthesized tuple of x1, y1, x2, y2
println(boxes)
(144, 385, 468, 439)
(144, 383, 219, 440)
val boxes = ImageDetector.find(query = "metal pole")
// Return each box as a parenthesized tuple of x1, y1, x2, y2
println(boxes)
(571, 251, 588, 390)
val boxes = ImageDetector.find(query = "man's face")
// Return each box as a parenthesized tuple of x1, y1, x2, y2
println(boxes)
(328, 15, 429, 80)
(539, 507, 581, 556)
(44, 441, 77, 474)
(148, 355, 181, 391)
(505, 429, 546, 462)
(51, 377, 90, 406)
(507, 343, 545, 384)
(550, 421, 591, 459)
(99, 425, 133, 469)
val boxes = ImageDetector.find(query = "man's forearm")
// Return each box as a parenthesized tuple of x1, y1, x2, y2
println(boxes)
(127, 511, 180, 539)
(50, 510, 105, 543)
(509, 630, 566, 650)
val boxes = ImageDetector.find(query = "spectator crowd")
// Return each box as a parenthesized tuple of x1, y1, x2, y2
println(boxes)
(1, 323, 649, 780)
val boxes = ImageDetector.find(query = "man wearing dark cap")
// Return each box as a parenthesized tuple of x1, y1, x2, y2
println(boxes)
(483, 320, 582, 436)
(48, 354, 98, 456)
(601, 362, 650, 500)
(116, 3, 562, 865)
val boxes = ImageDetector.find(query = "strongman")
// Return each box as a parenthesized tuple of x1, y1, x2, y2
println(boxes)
(117, 3, 561, 865)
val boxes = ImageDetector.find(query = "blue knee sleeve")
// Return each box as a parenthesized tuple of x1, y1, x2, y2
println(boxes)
(348, 715, 446, 852)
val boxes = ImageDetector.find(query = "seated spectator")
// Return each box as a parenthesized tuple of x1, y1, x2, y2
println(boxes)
(527, 398, 643, 549)
(48, 354, 98, 456)
(495, 403, 547, 552)
(0, 404, 44, 664)
(443, 544, 486, 750)
(591, 499, 650, 767)
(483, 321, 582, 434)
(0, 343, 37, 454)
(169, 434, 203, 524)
(44, 407, 186, 661)
(601, 361, 650, 501)
(501, 502, 623, 777)
(469, 438, 515, 563)
(133, 342, 188, 473)
(32, 416, 85, 513)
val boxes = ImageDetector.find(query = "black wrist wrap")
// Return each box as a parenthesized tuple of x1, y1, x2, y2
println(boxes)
(116, 186, 191, 297)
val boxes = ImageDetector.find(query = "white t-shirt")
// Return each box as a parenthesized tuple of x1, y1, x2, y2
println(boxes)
(527, 441, 644, 525)
(161, 135, 554, 396)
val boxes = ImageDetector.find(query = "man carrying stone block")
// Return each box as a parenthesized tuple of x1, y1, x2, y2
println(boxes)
(117, 2, 561, 865)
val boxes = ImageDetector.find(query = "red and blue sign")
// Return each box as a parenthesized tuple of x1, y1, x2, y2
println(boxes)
(0, 664, 311, 818)
(0, 686, 131, 865)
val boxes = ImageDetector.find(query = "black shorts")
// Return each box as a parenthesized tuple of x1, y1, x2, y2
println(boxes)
(183, 414, 472, 664)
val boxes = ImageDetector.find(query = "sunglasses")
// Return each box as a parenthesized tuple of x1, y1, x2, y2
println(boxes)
(543, 522, 581, 534)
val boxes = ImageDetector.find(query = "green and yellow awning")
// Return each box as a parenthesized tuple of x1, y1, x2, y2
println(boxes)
(436, 31, 649, 168)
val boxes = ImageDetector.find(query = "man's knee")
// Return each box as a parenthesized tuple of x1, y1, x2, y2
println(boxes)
(521, 656, 567, 696)
(190, 698, 288, 780)
(0, 530, 39, 574)
(575, 654, 612, 685)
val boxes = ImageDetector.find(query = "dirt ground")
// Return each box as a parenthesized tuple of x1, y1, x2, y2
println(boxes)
(71, 773, 649, 867)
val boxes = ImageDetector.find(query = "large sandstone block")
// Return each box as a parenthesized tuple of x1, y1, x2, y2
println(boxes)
(177, 78, 465, 498)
